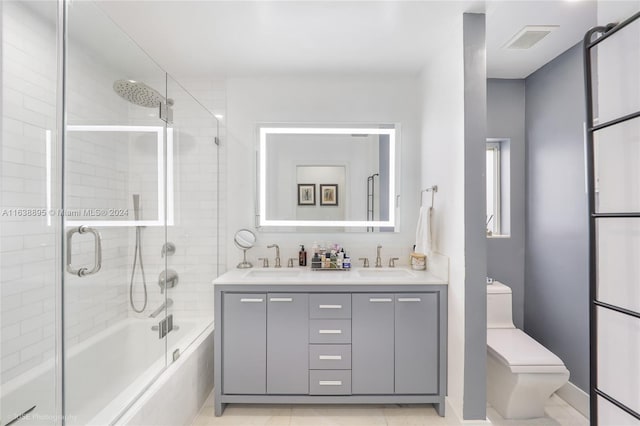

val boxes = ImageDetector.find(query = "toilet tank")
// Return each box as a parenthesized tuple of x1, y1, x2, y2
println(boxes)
(487, 281, 515, 329)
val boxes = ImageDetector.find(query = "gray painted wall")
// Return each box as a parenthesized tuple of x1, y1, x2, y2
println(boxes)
(486, 79, 526, 329)
(524, 43, 590, 392)
(463, 13, 487, 420)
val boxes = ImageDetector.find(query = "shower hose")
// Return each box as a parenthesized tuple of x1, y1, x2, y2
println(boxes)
(129, 225, 148, 313)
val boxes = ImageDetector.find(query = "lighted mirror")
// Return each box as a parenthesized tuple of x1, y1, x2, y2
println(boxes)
(234, 228, 256, 268)
(258, 125, 398, 230)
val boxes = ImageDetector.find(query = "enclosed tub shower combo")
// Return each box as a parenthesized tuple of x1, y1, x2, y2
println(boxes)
(1, 1, 220, 424)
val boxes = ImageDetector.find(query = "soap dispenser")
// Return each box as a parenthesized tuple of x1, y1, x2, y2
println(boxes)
(299, 245, 307, 266)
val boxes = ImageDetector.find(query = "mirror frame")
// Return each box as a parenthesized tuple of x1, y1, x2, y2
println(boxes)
(257, 126, 397, 228)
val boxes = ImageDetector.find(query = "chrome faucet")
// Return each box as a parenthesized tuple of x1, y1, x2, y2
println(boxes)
(375, 245, 383, 268)
(149, 298, 173, 318)
(359, 257, 370, 268)
(267, 244, 281, 268)
(388, 257, 399, 267)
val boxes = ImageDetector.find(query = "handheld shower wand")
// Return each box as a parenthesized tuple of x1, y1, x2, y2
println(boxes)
(129, 194, 148, 313)
(133, 194, 141, 220)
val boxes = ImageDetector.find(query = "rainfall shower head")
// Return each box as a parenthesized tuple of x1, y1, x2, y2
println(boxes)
(113, 79, 173, 108)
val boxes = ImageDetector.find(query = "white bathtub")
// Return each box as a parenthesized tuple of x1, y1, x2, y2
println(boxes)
(1, 317, 213, 426)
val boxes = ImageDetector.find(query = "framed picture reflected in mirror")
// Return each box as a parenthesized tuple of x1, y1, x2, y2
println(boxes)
(320, 184, 338, 206)
(297, 184, 316, 206)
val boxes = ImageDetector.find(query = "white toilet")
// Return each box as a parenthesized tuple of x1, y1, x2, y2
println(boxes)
(486, 281, 570, 419)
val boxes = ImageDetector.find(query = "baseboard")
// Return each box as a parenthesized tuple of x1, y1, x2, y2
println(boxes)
(556, 381, 590, 419)
(445, 398, 493, 425)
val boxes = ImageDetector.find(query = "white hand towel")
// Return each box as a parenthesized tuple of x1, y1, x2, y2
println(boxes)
(414, 206, 433, 255)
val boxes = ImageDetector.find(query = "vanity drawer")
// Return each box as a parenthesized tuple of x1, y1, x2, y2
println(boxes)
(309, 294, 351, 319)
(309, 370, 352, 395)
(309, 344, 351, 370)
(309, 319, 351, 343)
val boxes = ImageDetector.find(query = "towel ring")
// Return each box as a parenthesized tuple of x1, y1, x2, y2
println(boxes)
(420, 185, 438, 208)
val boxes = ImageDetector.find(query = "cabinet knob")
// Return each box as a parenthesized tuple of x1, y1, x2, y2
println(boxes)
(319, 381, 342, 386)
(270, 297, 293, 302)
(397, 297, 421, 302)
(369, 298, 392, 303)
(319, 329, 342, 334)
(240, 298, 264, 303)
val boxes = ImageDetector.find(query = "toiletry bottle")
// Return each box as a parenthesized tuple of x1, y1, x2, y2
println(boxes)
(312, 253, 321, 269)
(343, 252, 351, 269)
(299, 245, 307, 266)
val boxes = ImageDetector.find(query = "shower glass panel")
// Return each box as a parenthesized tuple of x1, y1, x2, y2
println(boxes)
(64, 2, 168, 424)
(594, 117, 640, 214)
(596, 218, 640, 314)
(165, 76, 218, 356)
(593, 17, 640, 125)
(1, 1, 60, 424)
(596, 306, 640, 415)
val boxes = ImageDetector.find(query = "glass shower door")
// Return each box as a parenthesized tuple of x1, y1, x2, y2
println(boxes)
(585, 12, 640, 425)
(1, 1, 60, 425)
(63, 2, 169, 424)
(164, 76, 218, 359)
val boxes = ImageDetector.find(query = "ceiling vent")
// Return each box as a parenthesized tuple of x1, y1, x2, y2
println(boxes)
(504, 25, 559, 49)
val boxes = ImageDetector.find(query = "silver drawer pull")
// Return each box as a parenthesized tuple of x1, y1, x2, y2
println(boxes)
(319, 355, 342, 360)
(319, 304, 342, 309)
(240, 298, 264, 303)
(369, 298, 392, 302)
(319, 329, 342, 334)
(398, 297, 421, 302)
(319, 380, 342, 386)
(270, 297, 293, 302)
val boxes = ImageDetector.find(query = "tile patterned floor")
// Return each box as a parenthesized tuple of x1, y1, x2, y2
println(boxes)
(487, 395, 589, 426)
(192, 392, 588, 426)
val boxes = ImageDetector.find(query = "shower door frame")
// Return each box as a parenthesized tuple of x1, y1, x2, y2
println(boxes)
(55, 0, 66, 423)
(583, 10, 640, 425)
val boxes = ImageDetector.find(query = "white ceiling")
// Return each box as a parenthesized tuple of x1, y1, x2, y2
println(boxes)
(96, 0, 600, 80)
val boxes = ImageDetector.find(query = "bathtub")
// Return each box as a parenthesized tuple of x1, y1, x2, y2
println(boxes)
(1, 317, 213, 426)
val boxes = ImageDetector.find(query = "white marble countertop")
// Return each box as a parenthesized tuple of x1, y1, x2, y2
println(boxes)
(213, 266, 448, 286)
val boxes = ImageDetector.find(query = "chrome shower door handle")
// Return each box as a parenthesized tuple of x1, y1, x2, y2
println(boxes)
(66, 225, 102, 277)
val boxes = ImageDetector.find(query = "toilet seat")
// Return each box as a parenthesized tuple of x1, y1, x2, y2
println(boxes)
(487, 329, 568, 374)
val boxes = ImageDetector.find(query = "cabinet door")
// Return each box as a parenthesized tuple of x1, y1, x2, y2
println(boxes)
(222, 293, 266, 394)
(352, 294, 394, 394)
(395, 293, 439, 394)
(267, 293, 309, 394)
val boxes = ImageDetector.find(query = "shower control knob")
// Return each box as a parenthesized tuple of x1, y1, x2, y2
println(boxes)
(158, 269, 179, 293)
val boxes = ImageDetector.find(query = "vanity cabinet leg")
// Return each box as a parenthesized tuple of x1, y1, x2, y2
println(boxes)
(434, 400, 445, 417)
(214, 400, 225, 417)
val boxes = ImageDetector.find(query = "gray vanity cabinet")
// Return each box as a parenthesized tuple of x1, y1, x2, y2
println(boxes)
(352, 294, 395, 394)
(395, 293, 439, 394)
(267, 293, 309, 394)
(222, 293, 266, 394)
(214, 284, 447, 417)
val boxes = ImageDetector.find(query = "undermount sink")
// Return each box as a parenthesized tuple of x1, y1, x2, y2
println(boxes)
(357, 269, 415, 278)
(245, 269, 302, 278)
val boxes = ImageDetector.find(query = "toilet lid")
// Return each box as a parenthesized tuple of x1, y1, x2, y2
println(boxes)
(487, 329, 566, 367)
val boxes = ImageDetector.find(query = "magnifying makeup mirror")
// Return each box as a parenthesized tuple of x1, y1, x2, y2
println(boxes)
(234, 229, 256, 269)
